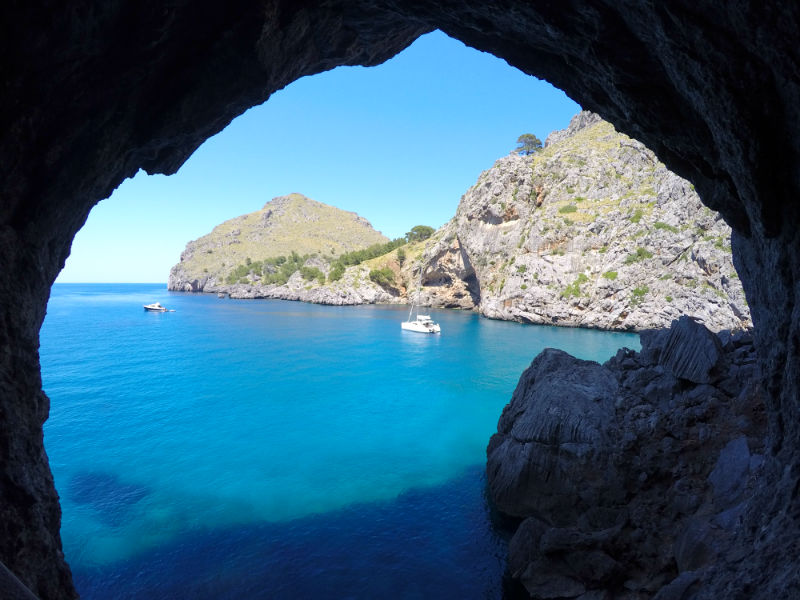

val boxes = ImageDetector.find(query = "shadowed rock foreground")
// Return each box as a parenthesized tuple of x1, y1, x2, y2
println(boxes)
(488, 316, 768, 598)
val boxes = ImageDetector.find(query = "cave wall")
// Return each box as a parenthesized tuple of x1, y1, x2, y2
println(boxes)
(1, 1, 798, 598)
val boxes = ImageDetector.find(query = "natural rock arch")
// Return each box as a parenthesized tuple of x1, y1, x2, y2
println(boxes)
(2, 2, 798, 598)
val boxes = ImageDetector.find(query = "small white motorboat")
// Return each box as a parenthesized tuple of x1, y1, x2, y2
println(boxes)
(143, 302, 168, 312)
(401, 314, 441, 334)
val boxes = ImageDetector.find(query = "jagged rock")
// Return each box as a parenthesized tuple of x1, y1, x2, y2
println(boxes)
(673, 517, 719, 572)
(416, 236, 480, 309)
(487, 349, 622, 523)
(420, 114, 750, 332)
(659, 316, 723, 383)
(519, 571, 586, 600)
(708, 437, 751, 510)
(652, 572, 703, 600)
(637, 328, 671, 365)
(544, 111, 603, 147)
(488, 318, 767, 597)
(507, 513, 625, 599)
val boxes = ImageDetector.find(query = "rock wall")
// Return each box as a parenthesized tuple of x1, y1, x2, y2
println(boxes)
(219, 264, 396, 305)
(487, 317, 767, 598)
(1, 2, 800, 598)
(421, 113, 750, 332)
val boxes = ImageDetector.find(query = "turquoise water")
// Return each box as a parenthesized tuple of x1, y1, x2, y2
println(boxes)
(41, 283, 640, 599)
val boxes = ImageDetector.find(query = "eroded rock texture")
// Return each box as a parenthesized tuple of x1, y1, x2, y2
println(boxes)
(422, 113, 750, 332)
(488, 317, 768, 598)
(1, 1, 799, 598)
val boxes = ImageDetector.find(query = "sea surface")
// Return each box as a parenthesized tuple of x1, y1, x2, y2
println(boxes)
(41, 283, 640, 599)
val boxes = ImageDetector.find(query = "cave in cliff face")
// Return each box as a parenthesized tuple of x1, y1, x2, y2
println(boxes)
(2, 2, 800, 598)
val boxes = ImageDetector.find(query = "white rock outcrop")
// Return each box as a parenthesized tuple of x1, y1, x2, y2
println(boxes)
(418, 112, 750, 332)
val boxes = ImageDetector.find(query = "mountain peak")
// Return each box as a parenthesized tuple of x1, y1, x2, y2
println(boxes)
(168, 195, 388, 291)
(545, 111, 604, 147)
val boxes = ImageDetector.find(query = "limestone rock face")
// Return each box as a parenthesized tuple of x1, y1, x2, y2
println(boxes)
(416, 236, 480, 309)
(487, 350, 623, 523)
(421, 114, 750, 332)
(659, 316, 723, 383)
(170, 114, 754, 341)
(191, 114, 753, 334)
(2, 2, 800, 599)
(488, 319, 767, 598)
(223, 264, 395, 305)
(544, 111, 603, 147)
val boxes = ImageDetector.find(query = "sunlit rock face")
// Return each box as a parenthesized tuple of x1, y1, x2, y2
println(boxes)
(422, 113, 751, 332)
(1, 1, 799, 598)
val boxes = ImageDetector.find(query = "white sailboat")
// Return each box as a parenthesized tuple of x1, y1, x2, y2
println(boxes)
(401, 270, 441, 334)
(401, 311, 441, 333)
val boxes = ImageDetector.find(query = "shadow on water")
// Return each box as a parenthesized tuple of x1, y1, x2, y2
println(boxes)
(68, 472, 150, 528)
(73, 466, 513, 600)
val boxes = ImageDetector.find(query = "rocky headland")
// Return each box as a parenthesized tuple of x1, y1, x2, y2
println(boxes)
(488, 316, 765, 598)
(420, 112, 749, 332)
(168, 192, 389, 297)
(170, 113, 750, 333)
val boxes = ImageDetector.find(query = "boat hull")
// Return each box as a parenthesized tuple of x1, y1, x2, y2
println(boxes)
(401, 321, 440, 334)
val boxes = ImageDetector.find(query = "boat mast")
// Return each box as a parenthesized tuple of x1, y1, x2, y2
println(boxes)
(407, 264, 422, 321)
(415, 266, 422, 319)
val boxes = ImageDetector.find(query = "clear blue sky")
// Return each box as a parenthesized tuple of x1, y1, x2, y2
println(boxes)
(57, 31, 580, 283)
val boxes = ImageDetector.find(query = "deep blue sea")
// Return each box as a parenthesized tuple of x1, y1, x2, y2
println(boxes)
(40, 283, 640, 599)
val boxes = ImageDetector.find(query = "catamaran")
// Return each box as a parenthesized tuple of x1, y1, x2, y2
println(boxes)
(401, 312, 441, 334)
(401, 272, 441, 333)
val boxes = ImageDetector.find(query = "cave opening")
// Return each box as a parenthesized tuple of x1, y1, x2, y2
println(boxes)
(2, 4, 800, 599)
(42, 29, 595, 599)
(42, 27, 743, 600)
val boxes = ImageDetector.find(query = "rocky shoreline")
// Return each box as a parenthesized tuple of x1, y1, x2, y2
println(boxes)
(198, 263, 395, 306)
(487, 316, 764, 599)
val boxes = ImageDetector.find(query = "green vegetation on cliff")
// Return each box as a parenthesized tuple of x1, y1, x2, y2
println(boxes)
(212, 223, 435, 289)
(368, 267, 396, 288)
(335, 238, 407, 267)
(169, 193, 389, 289)
(419, 111, 750, 331)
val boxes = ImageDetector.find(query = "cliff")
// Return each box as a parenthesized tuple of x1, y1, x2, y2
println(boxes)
(419, 112, 750, 331)
(487, 316, 766, 598)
